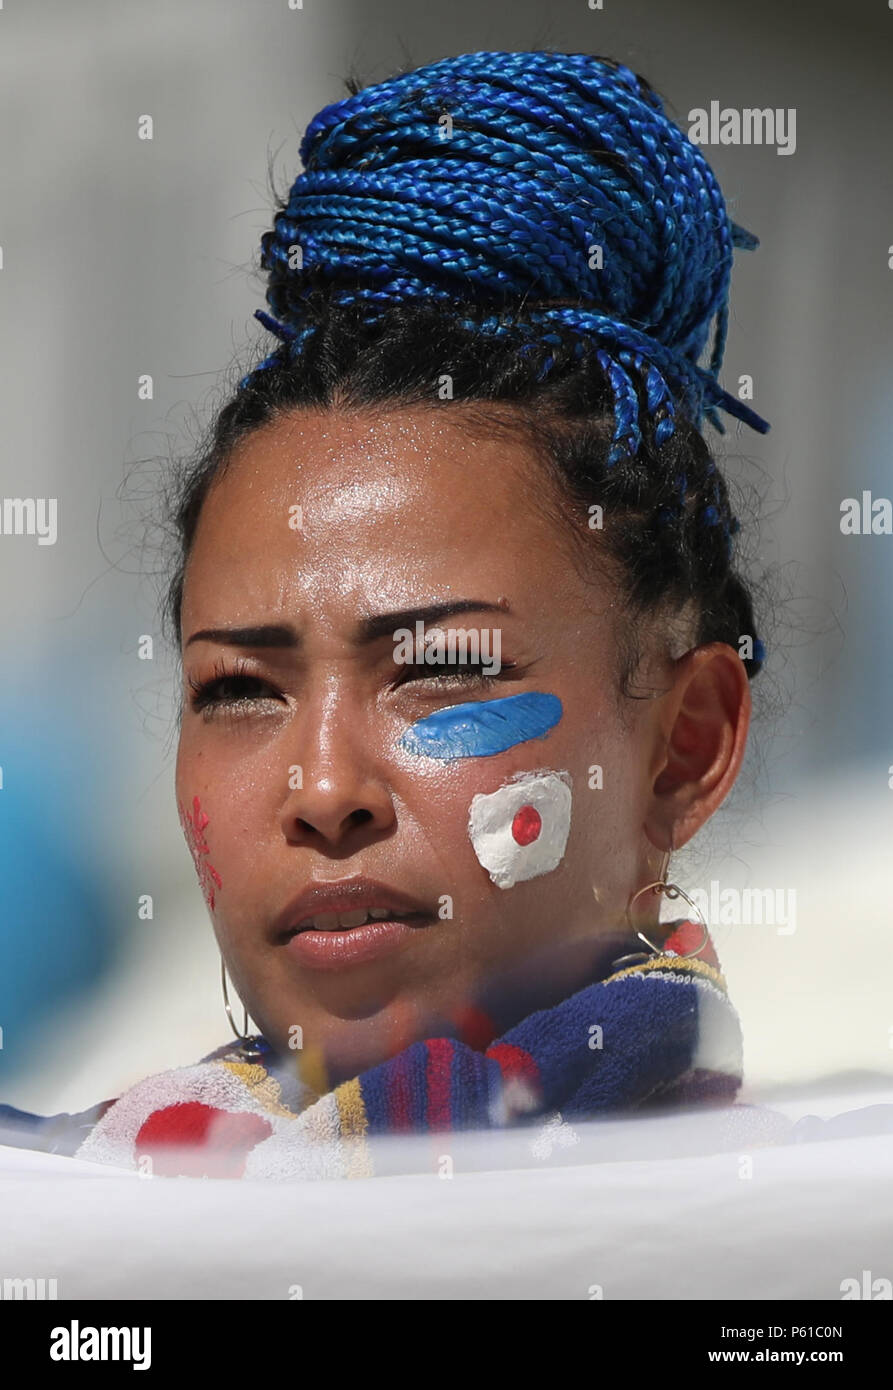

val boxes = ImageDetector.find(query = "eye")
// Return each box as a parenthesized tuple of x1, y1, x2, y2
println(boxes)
(394, 660, 515, 691)
(187, 660, 285, 718)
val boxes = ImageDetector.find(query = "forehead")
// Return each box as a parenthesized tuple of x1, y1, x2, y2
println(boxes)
(180, 405, 584, 632)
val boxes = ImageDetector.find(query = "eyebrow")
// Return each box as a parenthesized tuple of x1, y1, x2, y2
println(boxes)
(185, 600, 510, 649)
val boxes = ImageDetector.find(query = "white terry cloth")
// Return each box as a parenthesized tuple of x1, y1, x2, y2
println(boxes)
(2, 1082, 891, 1300)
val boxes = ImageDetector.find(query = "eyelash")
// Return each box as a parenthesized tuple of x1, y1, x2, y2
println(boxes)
(187, 658, 283, 719)
(395, 660, 515, 691)
(187, 658, 516, 719)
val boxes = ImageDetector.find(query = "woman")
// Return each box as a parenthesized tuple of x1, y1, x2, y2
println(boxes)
(1, 49, 774, 1179)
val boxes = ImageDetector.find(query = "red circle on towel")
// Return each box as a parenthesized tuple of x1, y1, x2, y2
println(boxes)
(511, 804, 541, 845)
(135, 1102, 272, 1179)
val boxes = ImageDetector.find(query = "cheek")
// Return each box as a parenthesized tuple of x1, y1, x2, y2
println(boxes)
(175, 738, 247, 915)
(467, 770, 572, 889)
(399, 691, 562, 759)
(177, 792, 223, 912)
(399, 692, 573, 891)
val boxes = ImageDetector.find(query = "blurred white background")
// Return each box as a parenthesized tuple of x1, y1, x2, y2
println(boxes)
(1, 0, 890, 1113)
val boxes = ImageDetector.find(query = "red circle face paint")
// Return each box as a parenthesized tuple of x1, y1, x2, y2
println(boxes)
(468, 770, 572, 890)
(511, 804, 542, 846)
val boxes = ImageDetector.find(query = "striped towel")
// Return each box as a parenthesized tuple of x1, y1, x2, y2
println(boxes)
(72, 920, 742, 1180)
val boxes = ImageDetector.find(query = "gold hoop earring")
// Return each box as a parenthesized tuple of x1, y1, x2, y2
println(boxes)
(619, 852, 710, 963)
(220, 956, 265, 1061)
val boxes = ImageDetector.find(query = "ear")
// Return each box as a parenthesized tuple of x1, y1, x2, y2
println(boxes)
(642, 642, 751, 852)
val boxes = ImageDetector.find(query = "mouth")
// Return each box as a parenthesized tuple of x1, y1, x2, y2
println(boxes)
(282, 907, 429, 937)
(273, 876, 436, 968)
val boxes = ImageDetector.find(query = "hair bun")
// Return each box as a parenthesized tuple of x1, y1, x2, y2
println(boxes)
(253, 50, 768, 442)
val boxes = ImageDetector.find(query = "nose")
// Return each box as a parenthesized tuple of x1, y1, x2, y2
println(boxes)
(277, 690, 396, 850)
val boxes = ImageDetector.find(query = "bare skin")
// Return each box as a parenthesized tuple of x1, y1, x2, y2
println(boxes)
(175, 404, 750, 1085)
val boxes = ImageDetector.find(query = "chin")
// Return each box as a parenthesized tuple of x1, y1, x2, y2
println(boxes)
(261, 1000, 418, 1078)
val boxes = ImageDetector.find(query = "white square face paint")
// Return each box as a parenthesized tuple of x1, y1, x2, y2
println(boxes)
(467, 769, 572, 889)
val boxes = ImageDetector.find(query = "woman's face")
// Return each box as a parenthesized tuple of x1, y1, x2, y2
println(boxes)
(175, 404, 739, 1081)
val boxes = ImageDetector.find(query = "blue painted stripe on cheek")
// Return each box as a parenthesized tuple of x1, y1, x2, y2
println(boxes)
(399, 691, 563, 760)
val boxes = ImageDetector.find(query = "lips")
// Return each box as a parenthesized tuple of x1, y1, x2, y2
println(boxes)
(273, 875, 434, 943)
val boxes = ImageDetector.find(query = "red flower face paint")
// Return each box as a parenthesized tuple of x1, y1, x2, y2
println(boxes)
(179, 794, 222, 910)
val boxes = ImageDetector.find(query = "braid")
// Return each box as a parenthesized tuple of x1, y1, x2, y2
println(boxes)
(245, 50, 768, 444)
(167, 50, 769, 680)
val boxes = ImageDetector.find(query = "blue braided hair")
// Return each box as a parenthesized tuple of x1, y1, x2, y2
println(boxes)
(241, 48, 769, 467)
(167, 51, 769, 680)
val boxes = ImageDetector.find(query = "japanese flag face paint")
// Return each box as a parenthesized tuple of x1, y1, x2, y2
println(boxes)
(468, 769, 572, 889)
